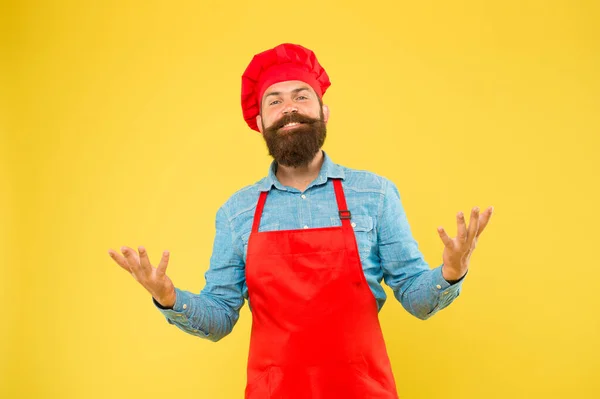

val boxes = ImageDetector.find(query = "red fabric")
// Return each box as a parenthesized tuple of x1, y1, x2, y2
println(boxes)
(241, 43, 331, 132)
(244, 179, 399, 398)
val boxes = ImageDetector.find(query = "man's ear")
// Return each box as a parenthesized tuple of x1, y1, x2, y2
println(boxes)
(322, 104, 330, 124)
(256, 114, 263, 134)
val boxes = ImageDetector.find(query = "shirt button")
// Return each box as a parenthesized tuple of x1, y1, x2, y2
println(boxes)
(301, 194, 306, 199)
(182, 304, 188, 309)
(443, 292, 449, 295)
(351, 222, 356, 228)
(303, 225, 309, 229)
(436, 284, 442, 289)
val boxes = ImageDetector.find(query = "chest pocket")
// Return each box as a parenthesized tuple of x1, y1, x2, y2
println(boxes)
(242, 222, 280, 260)
(330, 214, 375, 256)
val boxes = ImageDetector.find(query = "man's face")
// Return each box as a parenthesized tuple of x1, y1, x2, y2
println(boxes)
(257, 80, 330, 168)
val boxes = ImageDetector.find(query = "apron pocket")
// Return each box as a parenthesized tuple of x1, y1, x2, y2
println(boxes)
(352, 363, 398, 398)
(245, 366, 284, 399)
(253, 364, 396, 399)
(245, 367, 271, 398)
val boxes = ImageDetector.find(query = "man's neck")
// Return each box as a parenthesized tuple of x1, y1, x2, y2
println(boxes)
(275, 150, 325, 192)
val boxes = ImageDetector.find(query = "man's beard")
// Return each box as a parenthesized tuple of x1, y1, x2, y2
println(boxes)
(262, 110, 327, 168)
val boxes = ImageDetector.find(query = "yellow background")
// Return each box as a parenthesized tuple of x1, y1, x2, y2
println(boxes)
(2, 0, 599, 398)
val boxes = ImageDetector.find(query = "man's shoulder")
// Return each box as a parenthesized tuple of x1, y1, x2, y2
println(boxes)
(218, 178, 265, 219)
(338, 163, 393, 195)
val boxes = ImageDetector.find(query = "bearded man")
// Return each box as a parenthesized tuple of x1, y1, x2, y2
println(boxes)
(108, 43, 494, 398)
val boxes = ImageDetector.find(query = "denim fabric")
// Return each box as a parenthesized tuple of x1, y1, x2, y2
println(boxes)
(154, 151, 465, 341)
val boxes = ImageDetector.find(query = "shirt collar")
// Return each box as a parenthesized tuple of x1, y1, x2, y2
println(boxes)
(259, 150, 345, 192)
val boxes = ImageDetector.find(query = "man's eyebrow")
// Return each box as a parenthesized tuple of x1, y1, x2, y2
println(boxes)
(264, 87, 311, 99)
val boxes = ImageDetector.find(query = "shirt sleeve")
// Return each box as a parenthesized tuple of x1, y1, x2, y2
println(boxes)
(152, 205, 246, 341)
(377, 179, 466, 320)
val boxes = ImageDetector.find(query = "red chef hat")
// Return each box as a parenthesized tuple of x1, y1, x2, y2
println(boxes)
(241, 43, 331, 132)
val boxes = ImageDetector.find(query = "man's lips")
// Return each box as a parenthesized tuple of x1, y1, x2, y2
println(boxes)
(279, 121, 304, 131)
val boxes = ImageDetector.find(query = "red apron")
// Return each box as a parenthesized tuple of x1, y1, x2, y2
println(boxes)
(245, 179, 399, 399)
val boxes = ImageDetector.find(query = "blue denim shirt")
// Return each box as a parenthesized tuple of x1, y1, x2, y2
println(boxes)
(154, 151, 465, 341)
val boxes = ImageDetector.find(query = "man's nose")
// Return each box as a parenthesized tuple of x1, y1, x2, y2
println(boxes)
(282, 101, 298, 114)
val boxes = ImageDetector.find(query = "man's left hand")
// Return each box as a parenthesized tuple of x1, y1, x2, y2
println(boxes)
(437, 206, 494, 281)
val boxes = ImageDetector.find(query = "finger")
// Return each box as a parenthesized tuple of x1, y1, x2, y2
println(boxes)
(108, 249, 131, 273)
(456, 211, 467, 242)
(476, 206, 494, 238)
(121, 246, 141, 275)
(467, 207, 480, 247)
(138, 246, 153, 273)
(121, 245, 140, 262)
(156, 250, 170, 277)
(437, 227, 453, 248)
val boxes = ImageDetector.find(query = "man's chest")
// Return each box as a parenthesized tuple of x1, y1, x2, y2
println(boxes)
(235, 187, 382, 260)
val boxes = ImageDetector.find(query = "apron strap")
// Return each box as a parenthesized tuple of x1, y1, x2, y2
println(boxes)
(252, 191, 269, 233)
(333, 179, 352, 228)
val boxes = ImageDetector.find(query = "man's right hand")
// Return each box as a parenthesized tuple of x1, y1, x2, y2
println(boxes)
(108, 246, 176, 308)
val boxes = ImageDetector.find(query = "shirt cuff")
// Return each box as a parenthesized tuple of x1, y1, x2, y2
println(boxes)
(443, 269, 468, 285)
(432, 265, 465, 293)
(152, 288, 193, 323)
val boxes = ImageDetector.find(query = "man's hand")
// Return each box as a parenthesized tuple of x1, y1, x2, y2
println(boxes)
(437, 206, 494, 281)
(108, 246, 176, 308)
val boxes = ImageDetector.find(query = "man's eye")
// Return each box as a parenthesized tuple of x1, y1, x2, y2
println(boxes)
(269, 100, 281, 106)
(297, 96, 308, 100)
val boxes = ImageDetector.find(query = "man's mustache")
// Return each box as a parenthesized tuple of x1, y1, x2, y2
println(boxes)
(270, 113, 321, 130)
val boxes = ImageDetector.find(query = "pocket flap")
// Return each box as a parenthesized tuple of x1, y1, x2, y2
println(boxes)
(331, 214, 374, 232)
